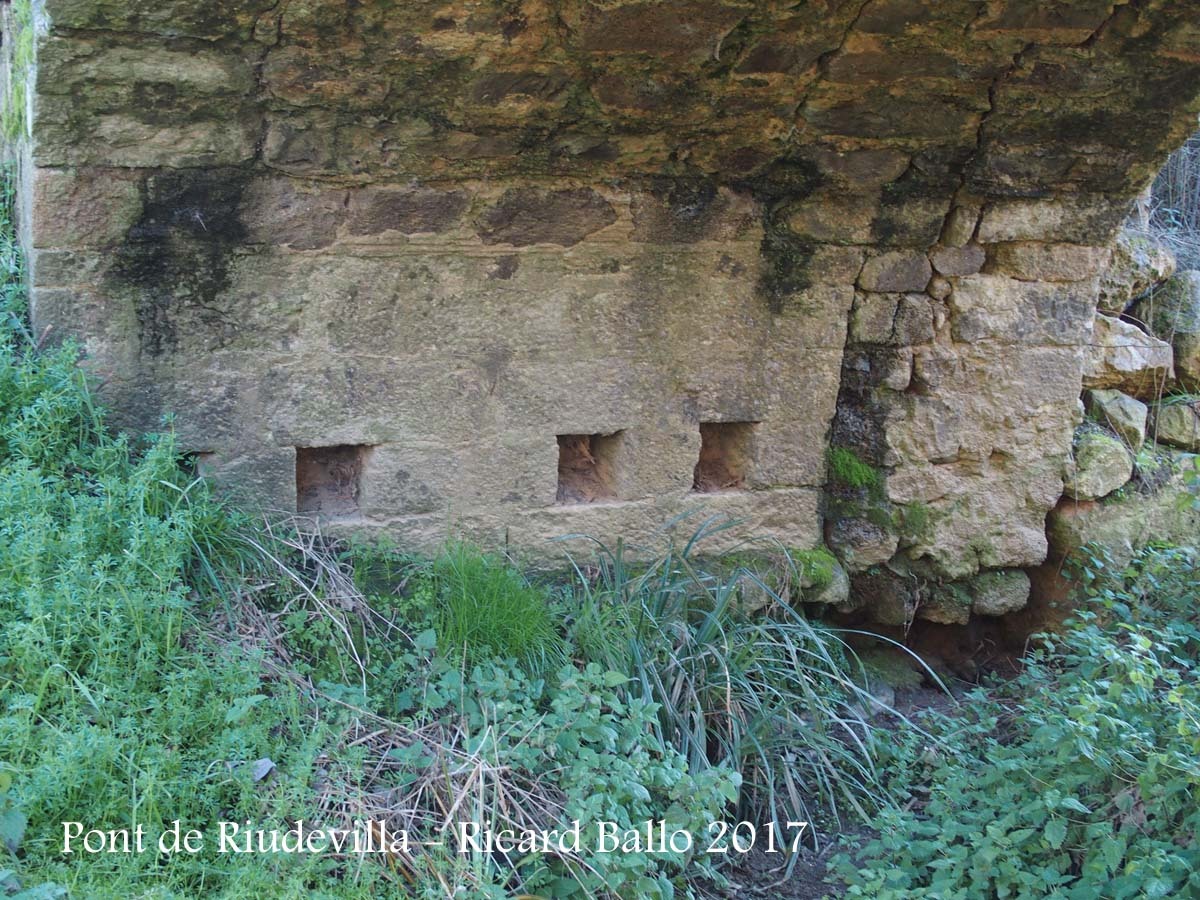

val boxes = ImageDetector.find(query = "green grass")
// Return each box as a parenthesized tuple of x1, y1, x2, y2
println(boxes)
(424, 541, 567, 675)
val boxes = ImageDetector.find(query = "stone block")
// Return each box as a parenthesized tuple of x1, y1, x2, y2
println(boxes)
(1084, 389, 1148, 449)
(858, 250, 932, 293)
(1152, 401, 1200, 451)
(968, 569, 1031, 616)
(988, 242, 1111, 282)
(1063, 430, 1134, 501)
(476, 188, 617, 247)
(1097, 229, 1176, 314)
(31, 167, 143, 250)
(930, 244, 986, 277)
(1081, 314, 1175, 399)
(950, 275, 1094, 346)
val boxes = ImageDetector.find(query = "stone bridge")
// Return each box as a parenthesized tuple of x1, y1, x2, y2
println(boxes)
(9, 0, 1200, 618)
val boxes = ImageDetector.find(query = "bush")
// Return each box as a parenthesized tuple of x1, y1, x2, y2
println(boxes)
(836, 544, 1200, 899)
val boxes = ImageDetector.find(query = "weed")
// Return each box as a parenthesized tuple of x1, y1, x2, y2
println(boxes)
(827, 446, 882, 491)
(836, 544, 1200, 898)
(422, 541, 567, 676)
(563, 526, 910, 853)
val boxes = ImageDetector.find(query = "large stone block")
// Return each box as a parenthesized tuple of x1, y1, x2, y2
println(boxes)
(476, 188, 618, 247)
(1081, 314, 1175, 399)
(987, 242, 1111, 283)
(950, 275, 1095, 345)
(1063, 430, 1134, 501)
(1097, 229, 1176, 314)
(858, 251, 932, 293)
(1152, 400, 1200, 451)
(1084, 389, 1148, 449)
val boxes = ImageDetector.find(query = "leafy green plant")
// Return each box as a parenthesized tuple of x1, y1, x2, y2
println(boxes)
(836, 544, 1200, 899)
(564, 527, 902, 851)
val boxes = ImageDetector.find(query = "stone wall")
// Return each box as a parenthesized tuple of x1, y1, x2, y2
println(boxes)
(13, 1, 1200, 612)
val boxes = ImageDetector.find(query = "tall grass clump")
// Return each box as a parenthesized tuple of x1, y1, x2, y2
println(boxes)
(564, 523, 903, 849)
(423, 542, 566, 676)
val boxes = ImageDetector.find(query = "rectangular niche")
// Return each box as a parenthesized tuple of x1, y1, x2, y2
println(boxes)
(296, 445, 372, 518)
(556, 432, 623, 504)
(693, 422, 757, 493)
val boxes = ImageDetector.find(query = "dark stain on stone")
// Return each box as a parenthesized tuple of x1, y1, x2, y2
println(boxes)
(737, 154, 824, 204)
(658, 177, 719, 214)
(131, 83, 180, 122)
(347, 187, 469, 235)
(500, 10, 527, 41)
(829, 345, 894, 467)
(476, 188, 617, 247)
(716, 254, 746, 277)
(757, 227, 816, 312)
(732, 155, 826, 311)
(107, 168, 250, 358)
(488, 255, 520, 280)
(631, 176, 725, 242)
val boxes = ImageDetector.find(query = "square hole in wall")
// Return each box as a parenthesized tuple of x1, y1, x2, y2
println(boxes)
(296, 445, 371, 518)
(557, 432, 623, 504)
(693, 422, 757, 493)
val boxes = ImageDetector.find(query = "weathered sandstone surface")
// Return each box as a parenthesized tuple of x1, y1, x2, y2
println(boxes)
(10, 0, 1200, 621)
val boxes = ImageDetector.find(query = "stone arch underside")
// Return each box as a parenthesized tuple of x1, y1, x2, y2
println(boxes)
(16, 0, 1200, 604)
